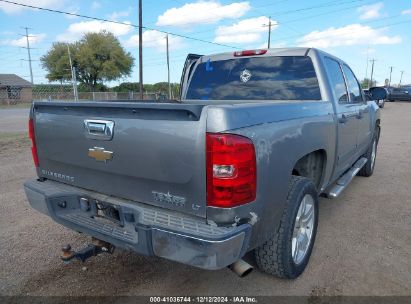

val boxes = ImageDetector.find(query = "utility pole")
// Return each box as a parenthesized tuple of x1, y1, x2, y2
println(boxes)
(166, 34, 171, 99)
(369, 59, 376, 89)
(388, 66, 393, 87)
(267, 17, 272, 49)
(364, 46, 369, 87)
(67, 45, 78, 101)
(138, 0, 143, 100)
(22, 27, 34, 84)
(399, 71, 404, 87)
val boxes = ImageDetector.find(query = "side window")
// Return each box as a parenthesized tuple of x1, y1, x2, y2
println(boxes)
(324, 57, 348, 103)
(342, 64, 364, 103)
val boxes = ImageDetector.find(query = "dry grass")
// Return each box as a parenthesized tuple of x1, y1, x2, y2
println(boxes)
(0, 132, 30, 155)
(0, 103, 31, 110)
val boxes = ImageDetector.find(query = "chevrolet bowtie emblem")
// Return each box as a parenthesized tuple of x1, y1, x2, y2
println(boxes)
(88, 147, 113, 162)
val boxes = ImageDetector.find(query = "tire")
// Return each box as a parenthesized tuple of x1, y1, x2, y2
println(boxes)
(358, 128, 379, 177)
(255, 176, 319, 279)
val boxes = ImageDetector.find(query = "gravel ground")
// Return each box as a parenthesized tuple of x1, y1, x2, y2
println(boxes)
(0, 102, 410, 297)
(0, 108, 30, 134)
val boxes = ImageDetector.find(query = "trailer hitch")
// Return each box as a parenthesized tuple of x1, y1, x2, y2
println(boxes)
(60, 238, 115, 263)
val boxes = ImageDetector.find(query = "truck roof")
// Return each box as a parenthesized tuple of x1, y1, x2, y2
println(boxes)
(202, 47, 347, 68)
(204, 47, 311, 61)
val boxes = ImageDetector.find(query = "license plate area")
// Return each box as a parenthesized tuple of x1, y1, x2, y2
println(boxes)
(94, 200, 123, 226)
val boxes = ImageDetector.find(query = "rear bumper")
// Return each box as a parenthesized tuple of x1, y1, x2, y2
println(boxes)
(24, 179, 250, 270)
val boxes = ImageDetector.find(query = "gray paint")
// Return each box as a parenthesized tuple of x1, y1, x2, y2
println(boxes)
(26, 48, 380, 264)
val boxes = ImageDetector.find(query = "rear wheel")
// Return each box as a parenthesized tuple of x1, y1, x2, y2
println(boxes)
(255, 176, 318, 279)
(358, 129, 379, 177)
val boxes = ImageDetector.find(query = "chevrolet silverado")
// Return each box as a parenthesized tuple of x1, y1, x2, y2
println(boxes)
(24, 48, 386, 279)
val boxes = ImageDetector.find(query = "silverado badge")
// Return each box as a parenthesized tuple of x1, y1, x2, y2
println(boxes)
(88, 147, 113, 162)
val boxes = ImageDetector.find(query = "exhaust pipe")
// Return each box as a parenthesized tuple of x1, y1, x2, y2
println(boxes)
(228, 259, 253, 277)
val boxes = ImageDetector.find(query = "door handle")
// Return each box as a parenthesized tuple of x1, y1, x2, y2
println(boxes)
(87, 122, 106, 134)
(339, 114, 348, 124)
(84, 119, 114, 140)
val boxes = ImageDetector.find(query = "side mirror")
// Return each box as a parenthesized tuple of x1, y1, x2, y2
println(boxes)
(363, 89, 371, 100)
(368, 87, 387, 101)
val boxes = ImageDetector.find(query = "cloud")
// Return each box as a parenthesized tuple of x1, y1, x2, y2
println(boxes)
(361, 47, 376, 55)
(0, 0, 62, 14)
(401, 9, 411, 15)
(297, 24, 402, 48)
(56, 20, 133, 42)
(214, 16, 276, 44)
(125, 30, 185, 51)
(156, 1, 251, 27)
(1, 33, 46, 47)
(91, 1, 101, 10)
(109, 8, 132, 20)
(357, 2, 383, 20)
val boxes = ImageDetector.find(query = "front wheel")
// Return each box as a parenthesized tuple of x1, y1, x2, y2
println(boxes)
(255, 176, 319, 279)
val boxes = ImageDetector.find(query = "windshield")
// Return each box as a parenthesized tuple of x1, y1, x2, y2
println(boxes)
(186, 56, 321, 101)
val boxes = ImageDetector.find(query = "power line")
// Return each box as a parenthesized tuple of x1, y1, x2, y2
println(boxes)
(0, 0, 241, 50)
(143, 0, 366, 28)
(269, 17, 411, 46)
(170, 0, 373, 41)
(144, 0, 390, 49)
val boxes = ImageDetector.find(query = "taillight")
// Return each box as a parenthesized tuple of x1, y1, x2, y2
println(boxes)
(233, 49, 267, 57)
(29, 118, 39, 167)
(206, 133, 256, 208)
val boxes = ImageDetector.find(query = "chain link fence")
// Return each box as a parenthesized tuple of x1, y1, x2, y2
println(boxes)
(32, 86, 169, 102)
(33, 91, 168, 102)
(1, 85, 175, 105)
(0, 85, 33, 105)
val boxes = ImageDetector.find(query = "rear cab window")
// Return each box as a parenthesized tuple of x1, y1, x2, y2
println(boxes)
(186, 56, 322, 101)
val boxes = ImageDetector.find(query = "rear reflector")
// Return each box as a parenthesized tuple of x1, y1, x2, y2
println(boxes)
(206, 133, 256, 208)
(234, 49, 267, 57)
(29, 118, 39, 167)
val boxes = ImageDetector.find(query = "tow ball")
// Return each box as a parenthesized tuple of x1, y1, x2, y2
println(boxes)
(60, 238, 115, 263)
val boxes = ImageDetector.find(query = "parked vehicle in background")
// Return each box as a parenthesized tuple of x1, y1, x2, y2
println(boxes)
(24, 48, 386, 279)
(386, 86, 411, 102)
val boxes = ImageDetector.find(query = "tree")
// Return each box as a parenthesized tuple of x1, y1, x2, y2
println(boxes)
(40, 42, 72, 83)
(112, 82, 141, 92)
(112, 82, 181, 99)
(41, 31, 134, 91)
(361, 78, 377, 89)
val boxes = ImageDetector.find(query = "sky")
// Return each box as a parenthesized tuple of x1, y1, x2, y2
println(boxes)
(0, 0, 410, 87)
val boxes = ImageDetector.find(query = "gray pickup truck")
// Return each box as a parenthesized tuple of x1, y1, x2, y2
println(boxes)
(24, 48, 386, 279)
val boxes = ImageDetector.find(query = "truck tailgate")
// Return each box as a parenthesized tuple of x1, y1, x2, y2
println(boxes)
(33, 101, 208, 217)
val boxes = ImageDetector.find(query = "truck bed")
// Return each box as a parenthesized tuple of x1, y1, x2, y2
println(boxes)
(32, 101, 208, 217)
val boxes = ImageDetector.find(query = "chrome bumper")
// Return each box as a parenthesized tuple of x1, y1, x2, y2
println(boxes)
(24, 179, 250, 270)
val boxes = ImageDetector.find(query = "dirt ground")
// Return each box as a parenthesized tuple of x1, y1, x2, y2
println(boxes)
(0, 102, 410, 297)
